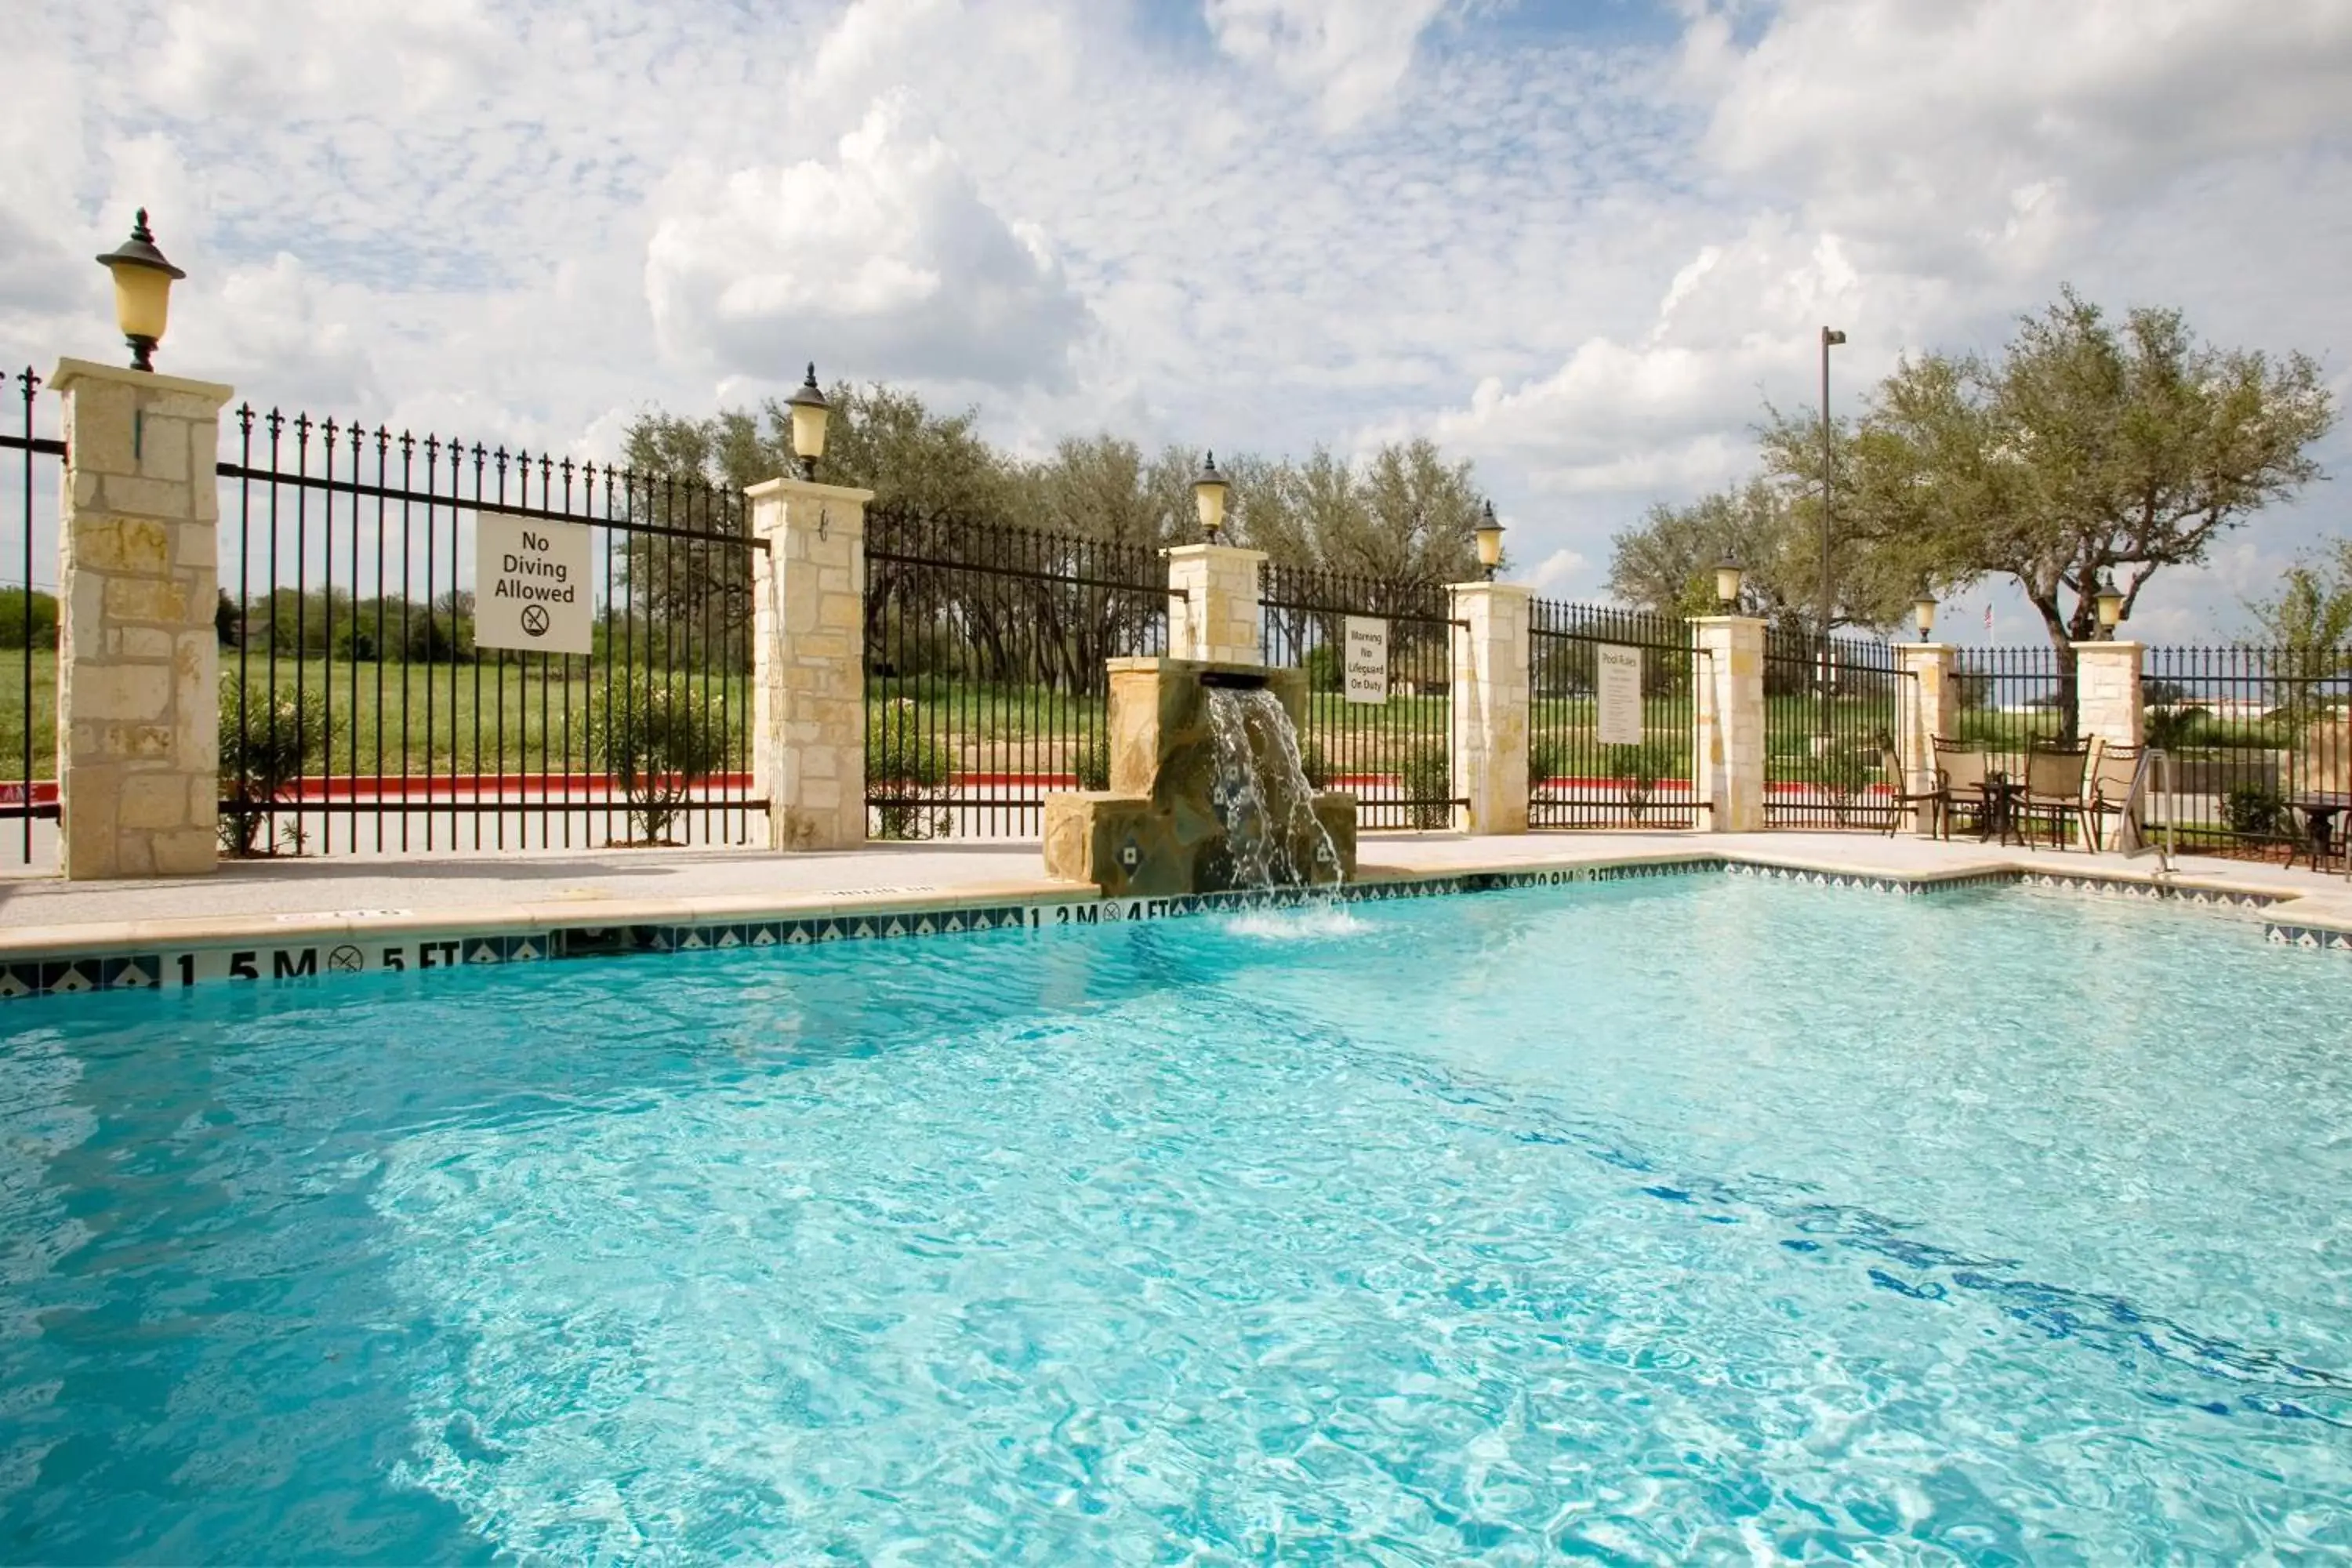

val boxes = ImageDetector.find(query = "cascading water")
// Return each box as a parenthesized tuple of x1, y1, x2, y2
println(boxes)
(1203, 688, 1344, 891)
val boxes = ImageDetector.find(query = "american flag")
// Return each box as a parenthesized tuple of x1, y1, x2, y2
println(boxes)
(1983, 604, 1994, 637)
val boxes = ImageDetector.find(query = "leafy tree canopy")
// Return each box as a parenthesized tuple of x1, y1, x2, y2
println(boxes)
(622, 390, 1490, 585)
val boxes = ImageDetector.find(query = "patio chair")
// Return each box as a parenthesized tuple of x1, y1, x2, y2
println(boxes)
(2020, 740, 2092, 850)
(2082, 741, 2144, 853)
(1932, 739, 1991, 837)
(1877, 745, 1951, 838)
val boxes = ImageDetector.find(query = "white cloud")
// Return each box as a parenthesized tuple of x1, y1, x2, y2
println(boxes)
(643, 95, 1091, 390)
(144, 0, 507, 120)
(1, 0, 2344, 637)
(1204, 0, 1454, 129)
(1527, 547, 1590, 595)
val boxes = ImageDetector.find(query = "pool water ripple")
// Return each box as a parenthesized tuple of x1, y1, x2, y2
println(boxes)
(1, 876, 2348, 1562)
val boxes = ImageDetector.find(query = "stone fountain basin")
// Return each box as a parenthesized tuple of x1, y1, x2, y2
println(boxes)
(1042, 656, 1359, 898)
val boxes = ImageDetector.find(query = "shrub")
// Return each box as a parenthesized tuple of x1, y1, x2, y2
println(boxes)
(1399, 742, 1451, 829)
(0, 588, 58, 650)
(401, 612, 474, 665)
(1811, 746, 1876, 827)
(2145, 703, 2209, 752)
(587, 677, 729, 844)
(218, 677, 334, 856)
(1605, 742, 1664, 823)
(2223, 783, 2285, 838)
(1530, 738, 1567, 793)
(1073, 728, 1112, 791)
(1302, 644, 1344, 694)
(868, 701, 951, 840)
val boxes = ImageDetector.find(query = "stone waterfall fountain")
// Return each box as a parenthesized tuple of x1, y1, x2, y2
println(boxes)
(1042, 657, 1356, 898)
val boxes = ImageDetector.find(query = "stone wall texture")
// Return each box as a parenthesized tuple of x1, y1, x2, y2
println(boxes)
(53, 359, 234, 880)
(1450, 583, 1531, 835)
(1693, 617, 1766, 833)
(747, 477, 873, 851)
(2074, 641, 2143, 751)
(1895, 644, 1957, 833)
(1165, 545, 1266, 665)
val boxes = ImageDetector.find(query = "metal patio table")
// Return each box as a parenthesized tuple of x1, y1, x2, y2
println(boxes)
(2287, 792, 2352, 872)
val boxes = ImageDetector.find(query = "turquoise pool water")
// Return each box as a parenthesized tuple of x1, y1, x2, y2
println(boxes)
(2, 877, 2349, 1563)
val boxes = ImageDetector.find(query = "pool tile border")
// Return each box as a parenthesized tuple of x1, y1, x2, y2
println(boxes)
(0, 851, 2341, 1004)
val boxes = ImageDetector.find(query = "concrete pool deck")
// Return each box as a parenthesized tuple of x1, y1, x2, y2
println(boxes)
(3, 829, 2350, 966)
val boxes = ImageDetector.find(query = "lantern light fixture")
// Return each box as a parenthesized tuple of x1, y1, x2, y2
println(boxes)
(786, 365, 830, 481)
(1192, 452, 1230, 543)
(1715, 554, 1744, 612)
(1912, 586, 1937, 643)
(93, 209, 185, 373)
(1474, 500, 1504, 580)
(2094, 569, 2125, 635)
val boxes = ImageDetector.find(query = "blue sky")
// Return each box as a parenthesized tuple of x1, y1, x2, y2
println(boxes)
(5, 0, 2350, 641)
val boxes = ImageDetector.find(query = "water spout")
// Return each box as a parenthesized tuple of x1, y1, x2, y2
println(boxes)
(1204, 688, 1343, 891)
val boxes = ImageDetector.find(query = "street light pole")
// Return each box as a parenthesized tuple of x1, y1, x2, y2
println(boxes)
(1817, 325, 1846, 753)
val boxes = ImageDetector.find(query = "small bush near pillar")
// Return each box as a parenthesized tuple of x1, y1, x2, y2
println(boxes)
(219, 677, 334, 856)
(1401, 742, 1451, 829)
(868, 701, 950, 840)
(588, 676, 728, 845)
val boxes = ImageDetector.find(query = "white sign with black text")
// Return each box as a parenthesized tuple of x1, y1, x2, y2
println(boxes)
(474, 511, 593, 655)
(1344, 616, 1388, 704)
(1595, 644, 1644, 746)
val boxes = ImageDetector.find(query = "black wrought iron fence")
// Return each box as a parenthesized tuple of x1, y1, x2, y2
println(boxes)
(0, 365, 60, 869)
(2143, 644, 2352, 860)
(1951, 646, 2066, 778)
(1763, 628, 1900, 828)
(217, 408, 761, 857)
(863, 505, 1168, 839)
(1260, 564, 1460, 830)
(1527, 600, 1695, 829)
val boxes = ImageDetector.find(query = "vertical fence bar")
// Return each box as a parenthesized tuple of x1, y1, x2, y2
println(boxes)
(1525, 600, 1696, 829)
(1763, 626, 1897, 829)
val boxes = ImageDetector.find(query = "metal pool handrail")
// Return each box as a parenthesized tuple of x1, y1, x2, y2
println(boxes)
(2120, 746, 2176, 875)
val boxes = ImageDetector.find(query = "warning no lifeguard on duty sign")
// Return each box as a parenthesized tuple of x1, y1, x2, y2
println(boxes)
(474, 511, 593, 656)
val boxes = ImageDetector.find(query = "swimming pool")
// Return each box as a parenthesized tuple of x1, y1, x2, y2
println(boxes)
(2, 874, 2347, 1561)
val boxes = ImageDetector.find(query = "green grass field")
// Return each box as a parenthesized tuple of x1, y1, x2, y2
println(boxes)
(0, 653, 752, 780)
(0, 652, 54, 781)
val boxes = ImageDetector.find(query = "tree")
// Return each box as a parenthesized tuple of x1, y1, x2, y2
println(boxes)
(1846, 287, 2334, 738)
(2249, 539, 2352, 652)
(1609, 439, 1926, 641)
(2247, 539, 2352, 735)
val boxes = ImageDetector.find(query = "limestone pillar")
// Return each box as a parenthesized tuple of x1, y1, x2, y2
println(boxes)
(51, 358, 234, 880)
(1692, 615, 1766, 833)
(1450, 581, 1532, 836)
(1165, 543, 1266, 664)
(1894, 642, 1958, 834)
(746, 475, 873, 850)
(2073, 641, 2143, 751)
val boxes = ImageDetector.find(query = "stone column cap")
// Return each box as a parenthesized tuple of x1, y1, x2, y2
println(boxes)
(745, 474, 877, 504)
(1689, 613, 1767, 628)
(2069, 638, 2143, 653)
(1895, 641, 1958, 655)
(49, 356, 234, 407)
(1163, 542, 1267, 564)
(1447, 579, 1533, 600)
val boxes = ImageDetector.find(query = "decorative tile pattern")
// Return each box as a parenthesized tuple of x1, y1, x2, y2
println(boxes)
(0, 953, 162, 1000)
(2266, 924, 2352, 951)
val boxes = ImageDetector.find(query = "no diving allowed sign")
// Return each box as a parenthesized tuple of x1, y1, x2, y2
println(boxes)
(475, 511, 592, 655)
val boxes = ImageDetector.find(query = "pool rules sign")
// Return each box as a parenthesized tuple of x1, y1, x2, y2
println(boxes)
(1595, 644, 1643, 746)
(475, 512, 592, 655)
